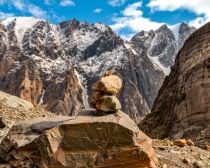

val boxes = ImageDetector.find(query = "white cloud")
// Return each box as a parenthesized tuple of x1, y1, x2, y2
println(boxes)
(189, 17, 208, 28)
(93, 8, 103, 13)
(120, 33, 135, 40)
(110, 2, 163, 36)
(28, 4, 47, 18)
(108, 0, 126, 7)
(147, 0, 210, 28)
(123, 2, 142, 17)
(0, 11, 14, 19)
(44, 0, 56, 5)
(60, 0, 75, 7)
(0, 0, 64, 22)
(0, 0, 6, 5)
(13, 0, 25, 11)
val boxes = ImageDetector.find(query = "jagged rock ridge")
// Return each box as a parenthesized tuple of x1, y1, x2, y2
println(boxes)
(131, 23, 196, 75)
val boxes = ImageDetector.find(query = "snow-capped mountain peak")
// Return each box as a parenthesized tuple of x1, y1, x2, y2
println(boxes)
(2, 17, 42, 44)
(131, 22, 196, 75)
(169, 23, 181, 41)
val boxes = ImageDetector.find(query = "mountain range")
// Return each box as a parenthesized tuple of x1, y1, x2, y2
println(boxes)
(0, 17, 195, 123)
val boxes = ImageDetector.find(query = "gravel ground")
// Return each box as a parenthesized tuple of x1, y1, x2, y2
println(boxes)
(153, 139, 210, 168)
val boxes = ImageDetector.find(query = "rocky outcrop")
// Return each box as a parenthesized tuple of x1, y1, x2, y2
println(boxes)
(153, 139, 210, 167)
(178, 22, 196, 50)
(139, 22, 210, 139)
(0, 110, 158, 168)
(0, 90, 34, 109)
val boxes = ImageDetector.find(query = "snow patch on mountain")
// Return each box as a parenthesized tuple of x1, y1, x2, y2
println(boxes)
(32, 55, 69, 80)
(148, 55, 170, 75)
(78, 45, 126, 77)
(3, 17, 42, 44)
(2, 17, 16, 26)
(169, 23, 181, 41)
(38, 90, 46, 105)
(73, 29, 100, 51)
(93, 23, 109, 32)
(124, 42, 138, 55)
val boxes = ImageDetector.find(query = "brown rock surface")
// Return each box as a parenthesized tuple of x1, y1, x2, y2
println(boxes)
(90, 90, 103, 109)
(0, 60, 83, 116)
(95, 95, 121, 112)
(92, 75, 122, 95)
(174, 139, 187, 147)
(0, 110, 158, 168)
(139, 22, 210, 139)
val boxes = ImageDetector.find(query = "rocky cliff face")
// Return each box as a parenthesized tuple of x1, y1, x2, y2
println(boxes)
(0, 17, 84, 116)
(139, 22, 210, 139)
(0, 17, 195, 123)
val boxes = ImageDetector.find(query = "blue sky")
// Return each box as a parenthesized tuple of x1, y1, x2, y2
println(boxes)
(0, 0, 209, 38)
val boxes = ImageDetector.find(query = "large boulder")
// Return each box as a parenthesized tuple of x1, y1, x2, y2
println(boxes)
(0, 110, 158, 168)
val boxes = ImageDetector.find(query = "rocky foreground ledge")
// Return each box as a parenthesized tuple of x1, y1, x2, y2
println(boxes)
(0, 109, 157, 168)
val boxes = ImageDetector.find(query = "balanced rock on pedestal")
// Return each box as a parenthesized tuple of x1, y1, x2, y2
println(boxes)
(90, 72, 122, 114)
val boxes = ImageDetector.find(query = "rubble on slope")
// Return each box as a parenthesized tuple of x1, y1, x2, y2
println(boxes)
(153, 139, 210, 168)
